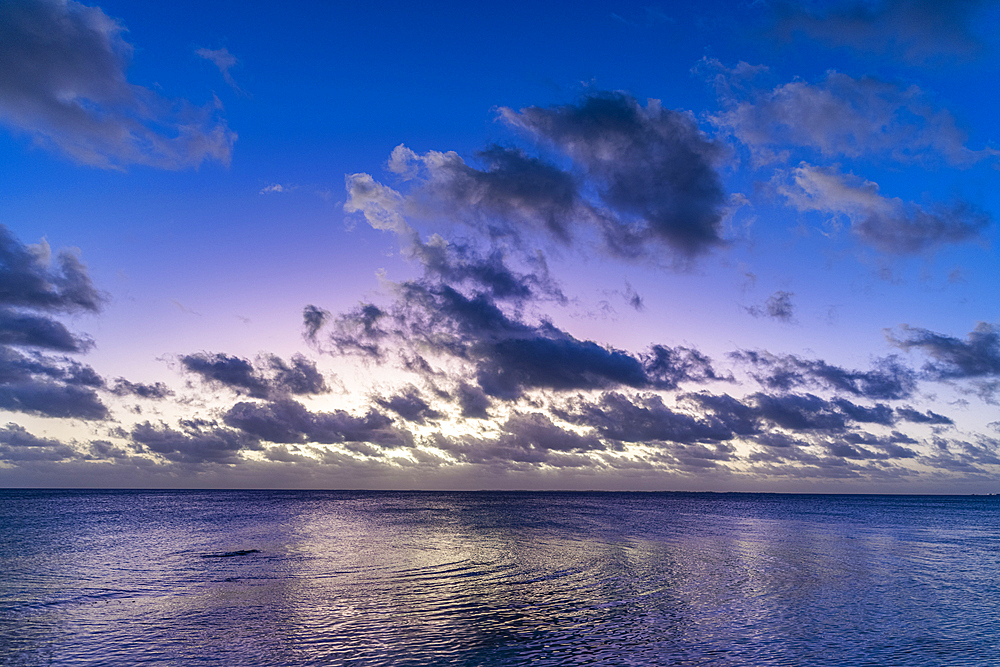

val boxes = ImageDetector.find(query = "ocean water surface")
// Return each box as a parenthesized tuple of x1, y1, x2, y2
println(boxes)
(1, 490, 998, 666)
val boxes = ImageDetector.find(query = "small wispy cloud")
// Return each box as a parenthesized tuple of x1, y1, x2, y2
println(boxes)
(260, 183, 291, 195)
(196, 46, 245, 94)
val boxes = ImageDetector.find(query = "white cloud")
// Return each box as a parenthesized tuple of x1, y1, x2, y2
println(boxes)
(707, 63, 997, 168)
(0, 0, 236, 170)
(778, 163, 990, 253)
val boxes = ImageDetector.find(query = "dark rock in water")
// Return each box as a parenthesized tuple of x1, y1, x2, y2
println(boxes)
(201, 549, 260, 558)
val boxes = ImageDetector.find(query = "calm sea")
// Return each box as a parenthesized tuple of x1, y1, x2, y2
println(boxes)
(1, 490, 997, 666)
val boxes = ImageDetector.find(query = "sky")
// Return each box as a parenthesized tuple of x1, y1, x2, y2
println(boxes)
(0, 0, 999, 491)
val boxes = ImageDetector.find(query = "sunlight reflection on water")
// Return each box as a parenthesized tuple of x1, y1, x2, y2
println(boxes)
(1, 491, 998, 666)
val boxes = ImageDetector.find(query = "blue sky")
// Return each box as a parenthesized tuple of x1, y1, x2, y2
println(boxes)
(1, 0, 998, 490)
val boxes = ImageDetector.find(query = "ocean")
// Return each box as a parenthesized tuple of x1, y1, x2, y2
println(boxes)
(1, 490, 997, 666)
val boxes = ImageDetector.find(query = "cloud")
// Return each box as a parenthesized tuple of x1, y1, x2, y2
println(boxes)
(771, 0, 992, 63)
(0, 0, 236, 169)
(385, 144, 589, 244)
(501, 93, 729, 257)
(319, 279, 727, 400)
(707, 65, 998, 167)
(556, 392, 734, 445)
(374, 386, 442, 424)
(895, 406, 953, 424)
(684, 390, 921, 435)
(823, 431, 920, 460)
(749, 392, 852, 431)
(642, 345, 733, 389)
(733, 350, 917, 400)
(346, 93, 732, 263)
(0, 422, 80, 461)
(0, 422, 63, 449)
(180, 352, 328, 399)
(434, 411, 604, 466)
(889, 322, 1000, 378)
(746, 291, 795, 321)
(0, 307, 92, 351)
(0, 225, 107, 419)
(195, 46, 242, 93)
(623, 282, 644, 311)
(777, 163, 990, 253)
(0, 379, 107, 420)
(888, 323, 1000, 401)
(222, 398, 410, 448)
(344, 173, 414, 239)
(303, 305, 330, 342)
(131, 419, 258, 464)
(0, 227, 103, 312)
(455, 382, 491, 418)
(409, 237, 565, 303)
(109, 378, 174, 400)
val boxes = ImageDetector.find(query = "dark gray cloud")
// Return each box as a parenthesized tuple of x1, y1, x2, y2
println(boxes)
(0, 308, 92, 351)
(0, 347, 100, 386)
(732, 350, 917, 400)
(0, 225, 107, 419)
(888, 322, 1000, 402)
(685, 390, 907, 436)
(222, 398, 409, 448)
(0, 0, 235, 169)
(456, 382, 491, 419)
(772, 0, 991, 63)
(642, 345, 733, 389)
(131, 419, 258, 464)
(303, 305, 330, 341)
(388, 144, 588, 243)
(895, 406, 953, 425)
(434, 412, 604, 465)
(832, 398, 897, 425)
(0, 381, 107, 420)
(180, 352, 328, 399)
(922, 436, 1000, 473)
(555, 392, 734, 444)
(410, 238, 565, 303)
(745, 291, 795, 322)
(0, 421, 79, 461)
(374, 386, 442, 424)
(0, 422, 64, 449)
(822, 431, 920, 460)
(502, 93, 729, 257)
(181, 353, 265, 395)
(321, 281, 726, 400)
(325, 304, 389, 358)
(889, 322, 1000, 379)
(475, 333, 648, 399)
(269, 354, 328, 395)
(749, 392, 848, 432)
(109, 378, 174, 400)
(681, 392, 761, 436)
(0, 226, 102, 312)
(778, 164, 990, 254)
